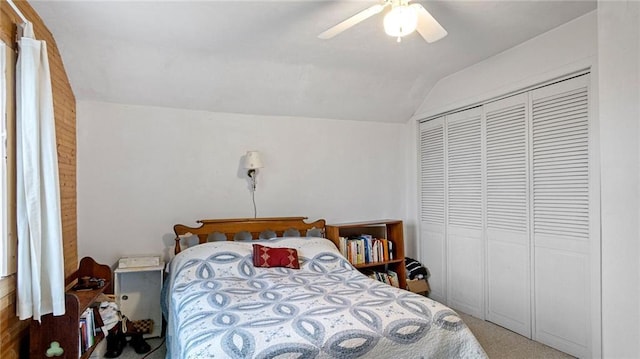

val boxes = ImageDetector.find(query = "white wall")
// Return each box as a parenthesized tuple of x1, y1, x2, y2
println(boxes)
(403, 118, 418, 259)
(598, 1, 640, 358)
(77, 101, 408, 267)
(414, 11, 597, 120)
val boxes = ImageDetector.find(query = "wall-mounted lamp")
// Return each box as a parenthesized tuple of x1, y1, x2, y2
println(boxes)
(244, 151, 263, 190)
(243, 151, 263, 217)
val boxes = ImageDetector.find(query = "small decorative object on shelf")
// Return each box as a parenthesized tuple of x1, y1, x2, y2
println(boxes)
(326, 219, 407, 289)
(72, 276, 106, 291)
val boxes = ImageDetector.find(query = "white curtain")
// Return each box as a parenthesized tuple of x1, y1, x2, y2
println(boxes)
(16, 22, 65, 321)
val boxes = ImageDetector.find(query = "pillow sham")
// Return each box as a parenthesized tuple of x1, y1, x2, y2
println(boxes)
(252, 243, 300, 269)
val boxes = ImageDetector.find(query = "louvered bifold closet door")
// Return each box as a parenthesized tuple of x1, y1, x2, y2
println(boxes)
(445, 107, 484, 318)
(531, 75, 591, 358)
(419, 117, 446, 303)
(484, 93, 531, 338)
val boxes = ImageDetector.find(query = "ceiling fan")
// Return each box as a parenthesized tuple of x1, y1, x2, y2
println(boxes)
(318, 0, 447, 43)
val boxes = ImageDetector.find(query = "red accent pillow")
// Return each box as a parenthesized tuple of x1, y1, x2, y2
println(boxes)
(252, 244, 300, 269)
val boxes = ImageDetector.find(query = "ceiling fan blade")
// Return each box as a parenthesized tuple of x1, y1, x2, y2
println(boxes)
(318, 4, 386, 39)
(411, 3, 447, 43)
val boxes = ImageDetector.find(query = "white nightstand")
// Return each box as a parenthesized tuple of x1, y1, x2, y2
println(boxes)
(114, 262, 164, 338)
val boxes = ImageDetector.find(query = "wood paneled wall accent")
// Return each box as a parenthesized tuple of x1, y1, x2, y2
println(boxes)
(1, 1, 77, 358)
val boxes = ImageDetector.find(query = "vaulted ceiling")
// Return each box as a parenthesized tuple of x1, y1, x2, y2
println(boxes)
(31, 1, 596, 123)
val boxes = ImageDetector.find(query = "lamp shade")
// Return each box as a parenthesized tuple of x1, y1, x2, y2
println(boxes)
(244, 151, 263, 169)
(383, 5, 418, 38)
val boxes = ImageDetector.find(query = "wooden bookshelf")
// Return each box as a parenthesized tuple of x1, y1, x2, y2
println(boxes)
(353, 258, 405, 269)
(326, 219, 407, 289)
(30, 257, 112, 359)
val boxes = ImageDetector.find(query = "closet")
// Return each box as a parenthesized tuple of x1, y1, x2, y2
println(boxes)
(419, 74, 594, 358)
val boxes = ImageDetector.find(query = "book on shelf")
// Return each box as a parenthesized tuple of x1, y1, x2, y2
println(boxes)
(383, 240, 390, 261)
(78, 321, 86, 354)
(387, 270, 399, 288)
(362, 269, 400, 288)
(338, 235, 394, 266)
(79, 307, 97, 355)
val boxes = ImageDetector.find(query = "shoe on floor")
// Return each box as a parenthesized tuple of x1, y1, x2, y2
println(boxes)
(129, 334, 151, 354)
(104, 332, 126, 358)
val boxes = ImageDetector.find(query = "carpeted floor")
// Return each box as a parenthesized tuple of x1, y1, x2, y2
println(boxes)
(97, 313, 573, 359)
(458, 312, 575, 359)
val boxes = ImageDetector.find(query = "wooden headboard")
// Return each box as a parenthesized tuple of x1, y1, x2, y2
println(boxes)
(173, 217, 326, 254)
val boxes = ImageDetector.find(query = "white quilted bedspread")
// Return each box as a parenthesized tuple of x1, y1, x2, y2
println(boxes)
(165, 237, 487, 359)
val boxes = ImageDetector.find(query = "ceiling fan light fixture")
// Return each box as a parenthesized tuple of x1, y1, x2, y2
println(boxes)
(383, 5, 418, 41)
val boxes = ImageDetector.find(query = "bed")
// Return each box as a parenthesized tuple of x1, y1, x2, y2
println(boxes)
(165, 217, 486, 358)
